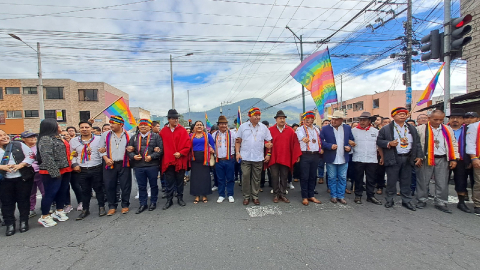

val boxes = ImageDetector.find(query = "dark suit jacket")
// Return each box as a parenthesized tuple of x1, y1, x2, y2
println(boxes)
(320, 124, 354, 164)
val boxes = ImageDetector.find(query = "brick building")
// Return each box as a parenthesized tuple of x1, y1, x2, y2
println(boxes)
(0, 79, 129, 134)
(461, 0, 480, 93)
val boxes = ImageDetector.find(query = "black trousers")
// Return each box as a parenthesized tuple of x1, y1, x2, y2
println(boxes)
(270, 164, 289, 196)
(300, 153, 320, 198)
(453, 160, 468, 195)
(353, 162, 378, 198)
(385, 156, 413, 203)
(165, 166, 185, 200)
(376, 155, 386, 188)
(103, 163, 132, 209)
(260, 168, 272, 188)
(78, 166, 105, 210)
(67, 172, 83, 205)
(0, 177, 33, 226)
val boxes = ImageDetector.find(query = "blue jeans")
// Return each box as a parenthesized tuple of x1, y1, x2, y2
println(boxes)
(326, 163, 348, 199)
(135, 166, 159, 206)
(318, 158, 325, 178)
(41, 173, 71, 215)
(215, 159, 235, 197)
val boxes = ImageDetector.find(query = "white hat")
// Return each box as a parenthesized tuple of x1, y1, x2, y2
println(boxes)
(329, 110, 346, 119)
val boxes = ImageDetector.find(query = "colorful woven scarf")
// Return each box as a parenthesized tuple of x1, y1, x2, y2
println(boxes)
(426, 123, 456, 166)
(303, 125, 320, 151)
(476, 124, 480, 158)
(457, 125, 465, 160)
(137, 132, 151, 158)
(191, 132, 210, 166)
(79, 136, 94, 163)
(215, 130, 231, 162)
(105, 130, 130, 169)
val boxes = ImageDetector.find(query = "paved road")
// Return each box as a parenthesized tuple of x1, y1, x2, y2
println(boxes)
(1, 180, 479, 270)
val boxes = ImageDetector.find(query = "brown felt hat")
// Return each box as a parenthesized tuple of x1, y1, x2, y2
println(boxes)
(217, 115, 228, 124)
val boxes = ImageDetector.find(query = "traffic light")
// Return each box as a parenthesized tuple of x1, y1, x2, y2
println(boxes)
(188, 119, 192, 125)
(402, 73, 406, 85)
(450, 14, 473, 60)
(420, 29, 441, 61)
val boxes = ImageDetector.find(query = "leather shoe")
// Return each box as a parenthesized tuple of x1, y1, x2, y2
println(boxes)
(163, 200, 173, 210)
(76, 210, 90, 220)
(435, 204, 452, 213)
(99, 207, 107, 216)
(376, 188, 383, 195)
(148, 204, 156, 211)
(5, 224, 15, 236)
(457, 202, 472, 213)
(345, 189, 352, 194)
(243, 199, 249, 205)
(416, 201, 427, 209)
(280, 195, 290, 203)
(314, 190, 318, 194)
(308, 197, 321, 204)
(177, 197, 186, 206)
(338, 199, 347, 204)
(366, 197, 382, 205)
(161, 193, 167, 199)
(121, 207, 129, 214)
(354, 197, 362, 204)
(107, 209, 116, 216)
(136, 205, 148, 214)
(384, 201, 394, 208)
(402, 202, 416, 211)
(273, 196, 279, 203)
(330, 198, 337, 204)
(302, 198, 309, 206)
(19, 221, 29, 233)
(318, 177, 324, 184)
(253, 199, 260, 205)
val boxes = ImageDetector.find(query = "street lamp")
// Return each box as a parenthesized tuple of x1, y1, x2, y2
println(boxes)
(9, 33, 45, 119)
(170, 53, 193, 109)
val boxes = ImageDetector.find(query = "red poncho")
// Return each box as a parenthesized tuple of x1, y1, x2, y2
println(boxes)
(266, 125, 302, 171)
(160, 125, 191, 173)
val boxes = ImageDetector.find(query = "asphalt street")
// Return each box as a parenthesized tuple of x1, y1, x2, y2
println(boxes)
(1, 179, 479, 270)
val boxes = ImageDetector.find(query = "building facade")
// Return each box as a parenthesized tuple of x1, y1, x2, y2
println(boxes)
(130, 107, 151, 121)
(0, 79, 129, 134)
(461, 0, 480, 93)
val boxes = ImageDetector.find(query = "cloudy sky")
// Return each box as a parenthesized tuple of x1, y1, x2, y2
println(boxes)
(0, 0, 469, 116)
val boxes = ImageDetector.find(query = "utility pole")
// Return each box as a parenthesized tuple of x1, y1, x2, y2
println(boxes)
(170, 54, 175, 109)
(405, 0, 413, 112)
(444, 0, 451, 117)
(286, 26, 305, 113)
(187, 90, 190, 120)
(220, 101, 231, 115)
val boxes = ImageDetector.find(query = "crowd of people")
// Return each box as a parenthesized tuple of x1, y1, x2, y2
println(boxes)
(0, 106, 479, 237)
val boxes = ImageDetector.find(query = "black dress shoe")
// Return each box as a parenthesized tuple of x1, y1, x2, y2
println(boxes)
(435, 204, 452, 213)
(384, 201, 394, 208)
(76, 210, 90, 220)
(162, 193, 167, 199)
(148, 204, 156, 211)
(314, 190, 319, 195)
(354, 197, 362, 204)
(416, 201, 427, 209)
(5, 224, 15, 236)
(457, 202, 472, 213)
(402, 202, 416, 211)
(177, 197, 186, 206)
(163, 200, 173, 210)
(366, 197, 382, 205)
(136, 205, 148, 214)
(162, 187, 166, 192)
(99, 207, 107, 216)
(19, 221, 29, 233)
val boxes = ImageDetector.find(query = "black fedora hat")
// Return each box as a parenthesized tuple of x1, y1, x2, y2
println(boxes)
(448, 108, 465, 117)
(274, 110, 287, 119)
(167, 109, 179, 119)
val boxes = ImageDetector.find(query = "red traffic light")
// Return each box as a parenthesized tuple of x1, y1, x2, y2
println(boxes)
(454, 14, 472, 28)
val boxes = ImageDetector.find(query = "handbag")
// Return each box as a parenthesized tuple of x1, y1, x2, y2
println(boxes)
(0, 143, 13, 182)
(209, 153, 216, 167)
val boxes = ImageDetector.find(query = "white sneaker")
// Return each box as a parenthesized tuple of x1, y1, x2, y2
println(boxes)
(289, 183, 295, 189)
(217, 196, 225, 203)
(212, 186, 218, 191)
(38, 215, 57, 227)
(270, 189, 273, 194)
(52, 210, 69, 222)
(135, 192, 139, 199)
(228, 196, 235, 203)
(64, 205, 73, 214)
(76, 203, 83, 211)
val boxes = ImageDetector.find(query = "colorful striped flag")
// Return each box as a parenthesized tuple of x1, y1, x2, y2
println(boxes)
(290, 47, 338, 117)
(417, 63, 445, 106)
(205, 112, 212, 131)
(237, 106, 242, 129)
(102, 97, 137, 131)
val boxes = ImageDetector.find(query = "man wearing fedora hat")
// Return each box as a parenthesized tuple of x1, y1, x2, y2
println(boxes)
(320, 110, 354, 204)
(351, 112, 383, 205)
(160, 109, 192, 210)
(212, 115, 236, 203)
(267, 110, 302, 203)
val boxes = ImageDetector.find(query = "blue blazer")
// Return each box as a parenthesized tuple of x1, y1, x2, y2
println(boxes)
(320, 124, 354, 164)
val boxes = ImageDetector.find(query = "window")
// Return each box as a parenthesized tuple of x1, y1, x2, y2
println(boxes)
(6, 110, 22, 119)
(45, 87, 64, 99)
(373, 99, 379, 109)
(79, 111, 91, 121)
(6, 87, 20, 94)
(45, 110, 66, 122)
(78, 89, 98, 101)
(347, 104, 353, 110)
(24, 110, 39, 118)
(353, 101, 364, 111)
(0, 88, 3, 99)
(0, 111, 4, 124)
(23, 87, 37, 94)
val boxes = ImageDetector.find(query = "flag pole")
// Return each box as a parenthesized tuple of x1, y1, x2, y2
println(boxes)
(91, 96, 123, 119)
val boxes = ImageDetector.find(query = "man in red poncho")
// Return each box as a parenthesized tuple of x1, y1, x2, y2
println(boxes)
(266, 110, 302, 203)
(160, 109, 191, 210)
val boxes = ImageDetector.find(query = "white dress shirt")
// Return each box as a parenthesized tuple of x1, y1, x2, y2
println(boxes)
(393, 122, 413, 154)
(70, 135, 102, 168)
(332, 124, 346, 164)
(466, 122, 479, 156)
(0, 142, 35, 179)
(296, 125, 320, 152)
(352, 126, 378, 163)
(432, 125, 446, 155)
(213, 130, 236, 159)
(236, 122, 272, 162)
